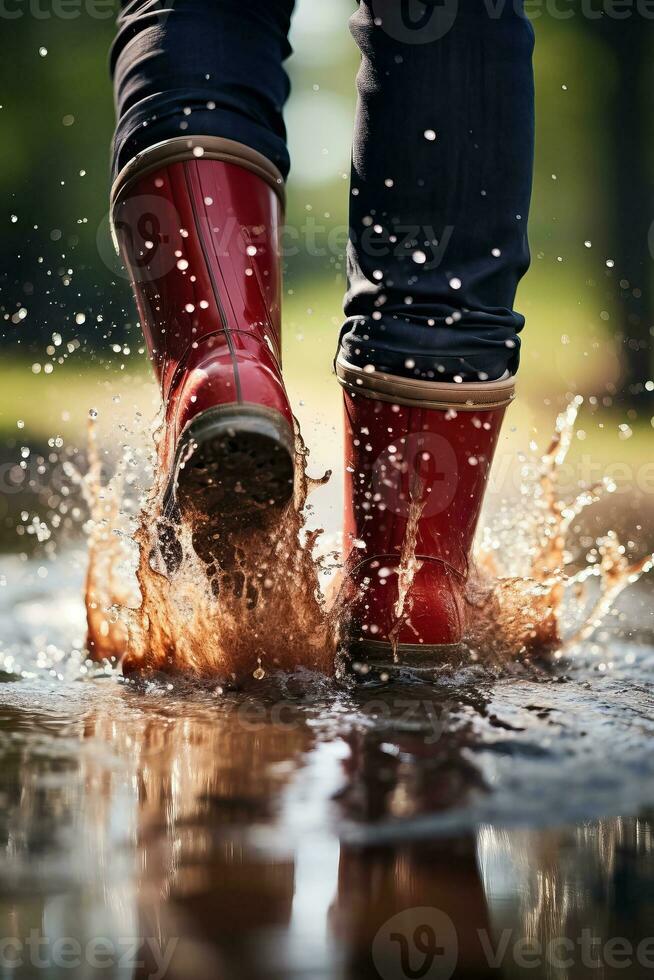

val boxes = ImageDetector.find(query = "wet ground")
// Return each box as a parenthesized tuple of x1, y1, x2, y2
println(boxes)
(1, 552, 654, 980)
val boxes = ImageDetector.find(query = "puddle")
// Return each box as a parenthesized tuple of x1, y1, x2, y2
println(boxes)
(0, 552, 653, 978)
(0, 397, 653, 978)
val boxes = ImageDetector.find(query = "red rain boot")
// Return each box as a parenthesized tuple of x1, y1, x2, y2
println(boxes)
(111, 137, 294, 556)
(337, 356, 515, 667)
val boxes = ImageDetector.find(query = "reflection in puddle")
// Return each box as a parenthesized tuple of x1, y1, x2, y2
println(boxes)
(0, 632, 654, 978)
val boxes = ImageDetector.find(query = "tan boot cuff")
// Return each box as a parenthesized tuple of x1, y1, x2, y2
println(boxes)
(111, 136, 286, 212)
(336, 354, 515, 410)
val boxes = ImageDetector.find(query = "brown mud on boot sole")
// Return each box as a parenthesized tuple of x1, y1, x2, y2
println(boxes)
(161, 404, 295, 566)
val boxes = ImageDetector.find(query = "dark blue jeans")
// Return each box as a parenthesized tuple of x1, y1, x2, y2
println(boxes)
(111, 0, 535, 381)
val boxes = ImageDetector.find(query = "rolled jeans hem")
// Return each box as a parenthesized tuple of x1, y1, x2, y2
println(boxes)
(111, 101, 290, 183)
(337, 314, 521, 383)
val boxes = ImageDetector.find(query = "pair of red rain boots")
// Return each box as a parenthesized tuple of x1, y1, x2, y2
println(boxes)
(112, 138, 514, 662)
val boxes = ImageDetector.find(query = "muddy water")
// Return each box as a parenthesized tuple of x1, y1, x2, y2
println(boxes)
(0, 550, 653, 979)
(1, 398, 654, 980)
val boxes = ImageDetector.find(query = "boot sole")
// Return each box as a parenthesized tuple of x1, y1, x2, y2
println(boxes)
(162, 403, 295, 563)
(344, 638, 468, 682)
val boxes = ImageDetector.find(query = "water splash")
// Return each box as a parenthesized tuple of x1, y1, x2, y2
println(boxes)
(73, 423, 133, 660)
(84, 422, 336, 683)
(388, 485, 425, 662)
(81, 398, 652, 679)
(467, 397, 653, 660)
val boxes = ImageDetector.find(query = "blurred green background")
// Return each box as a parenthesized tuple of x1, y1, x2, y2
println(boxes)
(0, 0, 652, 550)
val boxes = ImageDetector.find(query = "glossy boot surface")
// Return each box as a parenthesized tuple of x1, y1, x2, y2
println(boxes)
(337, 356, 514, 666)
(112, 138, 294, 559)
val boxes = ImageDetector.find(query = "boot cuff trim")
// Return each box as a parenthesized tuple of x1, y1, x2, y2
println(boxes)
(111, 136, 286, 211)
(336, 355, 515, 410)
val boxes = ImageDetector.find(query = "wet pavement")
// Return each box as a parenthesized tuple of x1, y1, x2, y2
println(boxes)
(0, 553, 654, 979)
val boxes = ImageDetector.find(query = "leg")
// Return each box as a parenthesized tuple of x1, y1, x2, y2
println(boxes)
(111, 0, 295, 180)
(340, 0, 535, 382)
(593, 18, 653, 407)
(110, 0, 297, 564)
(338, 2, 535, 663)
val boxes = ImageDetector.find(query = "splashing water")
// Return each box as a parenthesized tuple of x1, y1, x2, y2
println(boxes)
(388, 484, 425, 663)
(83, 421, 336, 683)
(80, 398, 652, 680)
(466, 397, 653, 660)
(73, 423, 132, 659)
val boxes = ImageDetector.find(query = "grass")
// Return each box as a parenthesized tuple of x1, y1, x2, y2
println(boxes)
(0, 270, 651, 563)
(0, 270, 648, 479)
